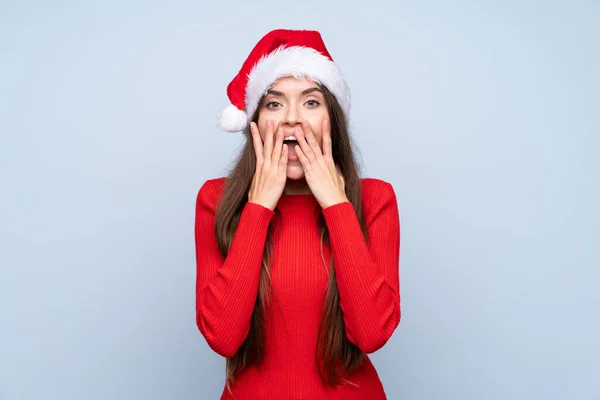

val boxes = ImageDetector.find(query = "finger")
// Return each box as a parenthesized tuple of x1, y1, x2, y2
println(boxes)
(296, 123, 315, 162)
(336, 164, 345, 187)
(322, 119, 332, 160)
(272, 125, 284, 163)
(250, 122, 264, 165)
(336, 164, 343, 179)
(279, 143, 288, 172)
(320, 119, 338, 177)
(263, 120, 274, 165)
(302, 120, 322, 159)
(295, 144, 311, 172)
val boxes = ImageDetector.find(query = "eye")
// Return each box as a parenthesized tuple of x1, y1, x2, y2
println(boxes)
(305, 99, 321, 107)
(265, 101, 281, 110)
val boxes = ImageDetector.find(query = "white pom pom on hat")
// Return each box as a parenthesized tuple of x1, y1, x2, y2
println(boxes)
(217, 103, 248, 133)
(217, 29, 351, 133)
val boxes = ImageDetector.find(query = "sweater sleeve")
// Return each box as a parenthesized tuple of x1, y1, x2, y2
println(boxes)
(194, 179, 275, 357)
(321, 181, 401, 354)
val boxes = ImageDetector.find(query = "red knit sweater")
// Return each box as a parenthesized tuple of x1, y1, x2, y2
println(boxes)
(194, 177, 401, 400)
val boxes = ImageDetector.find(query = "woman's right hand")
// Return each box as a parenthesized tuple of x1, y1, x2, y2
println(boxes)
(248, 120, 288, 211)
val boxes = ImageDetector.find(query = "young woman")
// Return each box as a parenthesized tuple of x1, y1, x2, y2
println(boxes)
(194, 29, 401, 400)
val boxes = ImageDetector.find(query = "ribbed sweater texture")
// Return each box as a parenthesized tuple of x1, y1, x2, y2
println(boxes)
(194, 177, 401, 399)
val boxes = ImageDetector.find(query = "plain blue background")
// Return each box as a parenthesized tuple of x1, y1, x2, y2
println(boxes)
(1, 1, 598, 399)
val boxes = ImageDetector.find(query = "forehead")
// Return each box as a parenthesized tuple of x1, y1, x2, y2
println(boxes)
(268, 76, 320, 92)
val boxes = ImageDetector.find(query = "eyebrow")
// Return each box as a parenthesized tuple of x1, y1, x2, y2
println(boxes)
(266, 87, 323, 96)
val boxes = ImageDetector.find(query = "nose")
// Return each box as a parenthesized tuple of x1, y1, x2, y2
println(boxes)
(282, 102, 301, 127)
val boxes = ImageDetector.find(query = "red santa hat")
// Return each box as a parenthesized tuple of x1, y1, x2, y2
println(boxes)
(217, 29, 351, 132)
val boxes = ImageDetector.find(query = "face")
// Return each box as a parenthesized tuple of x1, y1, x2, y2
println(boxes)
(256, 76, 330, 180)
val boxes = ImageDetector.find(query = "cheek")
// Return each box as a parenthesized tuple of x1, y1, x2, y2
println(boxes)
(304, 129, 323, 148)
(258, 123, 266, 140)
(306, 110, 327, 129)
(257, 114, 283, 135)
(256, 117, 268, 141)
(316, 134, 323, 148)
(309, 128, 322, 145)
(256, 116, 266, 132)
(306, 117, 326, 146)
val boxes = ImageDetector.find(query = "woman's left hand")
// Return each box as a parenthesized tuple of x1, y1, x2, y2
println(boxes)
(294, 119, 349, 209)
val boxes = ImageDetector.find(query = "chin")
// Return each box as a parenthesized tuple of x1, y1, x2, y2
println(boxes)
(286, 164, 305, 180)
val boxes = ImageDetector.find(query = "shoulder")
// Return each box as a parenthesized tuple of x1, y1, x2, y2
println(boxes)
(359, 178, 399, 222)
(196, 176, 228, 210)
(360, 177, 397, 205)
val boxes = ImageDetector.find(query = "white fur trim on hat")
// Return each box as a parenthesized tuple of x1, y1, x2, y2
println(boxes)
(245, 46, 351, 123)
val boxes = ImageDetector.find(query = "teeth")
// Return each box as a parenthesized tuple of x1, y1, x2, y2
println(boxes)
(283, 136, 297, 141)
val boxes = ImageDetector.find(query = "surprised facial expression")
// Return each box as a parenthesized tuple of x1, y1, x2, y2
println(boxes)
(256, 76, 330, 180)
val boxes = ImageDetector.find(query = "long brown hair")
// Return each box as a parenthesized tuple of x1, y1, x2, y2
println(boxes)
(213, 83, 369, 389)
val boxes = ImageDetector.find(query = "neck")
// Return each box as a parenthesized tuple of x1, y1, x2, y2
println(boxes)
(283, 178, 311, 195)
